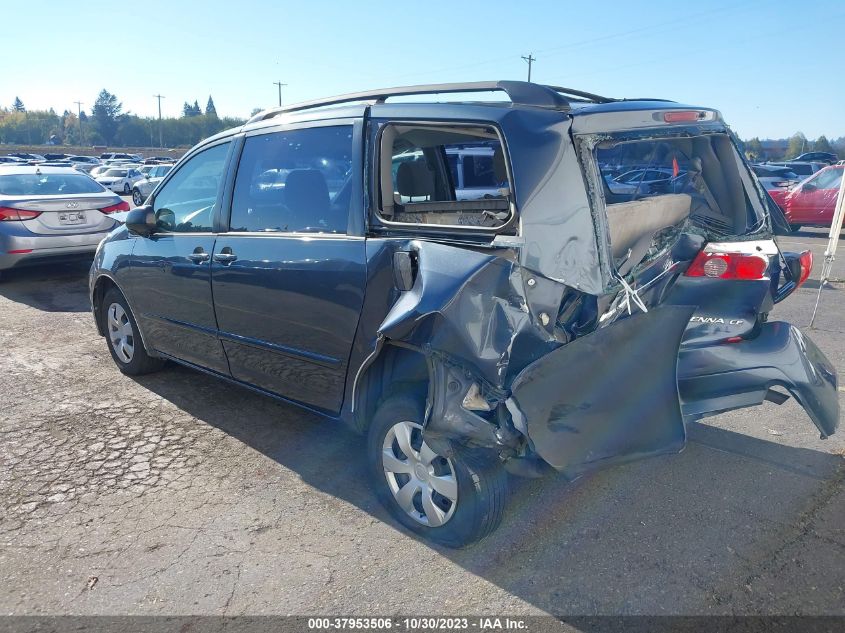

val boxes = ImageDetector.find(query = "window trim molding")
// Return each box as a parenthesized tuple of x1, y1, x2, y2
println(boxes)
(149, 138, 235, 235)
(372, 119, 517, 234)
(223, 121, 359, 236)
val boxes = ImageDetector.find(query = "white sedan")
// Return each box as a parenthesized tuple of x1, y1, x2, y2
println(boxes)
(95, 168, 145, 195)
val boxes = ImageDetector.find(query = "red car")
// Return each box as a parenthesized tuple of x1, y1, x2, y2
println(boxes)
(783, 165, 843, 230)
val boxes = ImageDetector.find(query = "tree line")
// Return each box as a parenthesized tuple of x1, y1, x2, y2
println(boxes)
(0, 90, 246, 148)
(2, 94, 843, 161)
(743, 133, 844, 162)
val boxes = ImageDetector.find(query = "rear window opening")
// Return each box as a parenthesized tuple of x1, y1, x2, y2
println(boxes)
(592, 133, 767, 270)
(0, 173, 107, 196)
(377, 123, 513, 230)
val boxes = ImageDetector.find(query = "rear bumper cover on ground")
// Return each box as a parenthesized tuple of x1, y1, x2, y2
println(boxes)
(678, 321, 839, 438)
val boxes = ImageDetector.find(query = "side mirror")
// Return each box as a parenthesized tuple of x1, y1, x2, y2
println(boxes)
(802, 183, 818, 193)
(125, 205, 157, 237)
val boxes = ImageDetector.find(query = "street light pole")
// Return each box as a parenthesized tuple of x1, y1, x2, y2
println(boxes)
(273, 81, 287, 107)
(153, 94, 165, 148)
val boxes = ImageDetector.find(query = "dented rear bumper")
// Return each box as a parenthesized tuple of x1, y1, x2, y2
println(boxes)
(678, 322, 839, 438)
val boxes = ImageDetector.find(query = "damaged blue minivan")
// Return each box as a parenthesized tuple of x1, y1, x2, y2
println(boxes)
(89, 81, 839, 547)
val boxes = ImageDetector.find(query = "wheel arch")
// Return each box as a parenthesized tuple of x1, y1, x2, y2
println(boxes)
(92, 274, 156, 357)
(92, 274, 119, 337)
(352, 341, 429, 434)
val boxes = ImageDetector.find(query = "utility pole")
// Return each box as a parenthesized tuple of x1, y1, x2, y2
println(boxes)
(153, 94, 165, 148)
(73, 101, 84, 145)
(521, 54, 536, 82)
(273, 81, 287, 107)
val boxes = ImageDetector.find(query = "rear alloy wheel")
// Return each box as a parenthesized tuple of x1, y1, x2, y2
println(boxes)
(123, 182, 131, 195)
(367, 393, 507, 547)
(102, 287, 165, 375)
(382, 420, 459, 528)
(132, 188, 144, 206)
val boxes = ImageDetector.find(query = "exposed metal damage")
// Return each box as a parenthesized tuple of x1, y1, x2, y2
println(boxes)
(349, 101, 839, 477)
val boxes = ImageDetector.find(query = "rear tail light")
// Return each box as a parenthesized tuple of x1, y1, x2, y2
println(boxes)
(0, 206, 42, 221)
(797, 250, 813, 288)
(100, 201, 130, 214)
(685, 251, 769, 280)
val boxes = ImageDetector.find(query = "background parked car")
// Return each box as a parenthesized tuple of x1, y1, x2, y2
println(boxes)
(782, 164, 844, 230)
(605, 167, 683, 195)
(95, 167, 144, 194)
(751, 164, 800, 208)
(131, 163, 173, 205)
(0, 156, 26, 164)
(99, 152, 140, 162)
(0, 166, 128, 280)
(792, 151, 838, 165)
(768, 161, 825, 179)
(66, 156, 101, 173)
(8, 152, 45, 163)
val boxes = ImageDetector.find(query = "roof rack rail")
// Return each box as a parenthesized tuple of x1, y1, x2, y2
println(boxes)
(246, 80, 579, 124)
(545, 85, 616, 104)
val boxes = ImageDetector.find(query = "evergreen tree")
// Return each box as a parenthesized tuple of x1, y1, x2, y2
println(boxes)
(12, 97, 25, 112)
(205, 95, 217, 117)
(193, 100, 201, 116)
(91, 89, 122, 144)
(813, 135, 833, 154)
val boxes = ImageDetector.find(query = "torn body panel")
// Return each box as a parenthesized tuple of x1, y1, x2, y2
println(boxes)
(345, 107, 837, 474)
(508, 306, 695, 474)
(679, 321, 839, 438)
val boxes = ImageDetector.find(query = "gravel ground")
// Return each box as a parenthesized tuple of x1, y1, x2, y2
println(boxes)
(0, 228, 843, 617)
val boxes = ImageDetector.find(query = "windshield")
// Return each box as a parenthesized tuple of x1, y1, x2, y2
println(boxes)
(104, 169, 127, 177)
(0, 173, 107, 195)
(594, 132, 766, 238)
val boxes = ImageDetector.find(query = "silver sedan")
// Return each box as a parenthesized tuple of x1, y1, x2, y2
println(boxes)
(0, 166, 127, 279)
(131, 163, 174, 206)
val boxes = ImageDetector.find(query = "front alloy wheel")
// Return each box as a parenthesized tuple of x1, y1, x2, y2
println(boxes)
(107, 302, 134, 363)
(101, 286, 165, 375)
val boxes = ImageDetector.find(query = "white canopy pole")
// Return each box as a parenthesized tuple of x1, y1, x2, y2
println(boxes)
(809, 167, 845, 328)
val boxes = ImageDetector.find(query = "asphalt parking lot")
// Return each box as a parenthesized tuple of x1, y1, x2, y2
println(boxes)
(0, 228, 843, 617)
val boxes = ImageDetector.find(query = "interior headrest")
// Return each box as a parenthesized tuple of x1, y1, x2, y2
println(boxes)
(493, 146, 507, 183)
(396, 160, 435, 198)
(284, 169, 330, 215)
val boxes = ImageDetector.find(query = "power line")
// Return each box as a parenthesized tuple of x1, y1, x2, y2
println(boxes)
(521, 54, 536, 82)
(273, 81, 288, 107)
(153, 94, 165, 148)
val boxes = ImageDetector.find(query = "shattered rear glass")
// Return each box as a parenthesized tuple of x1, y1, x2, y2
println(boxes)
(595, 133, 767, 239)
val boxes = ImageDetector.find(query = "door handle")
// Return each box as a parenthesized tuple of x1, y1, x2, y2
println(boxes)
(213, 251, 238, 264)
(188, 248, 210, 263)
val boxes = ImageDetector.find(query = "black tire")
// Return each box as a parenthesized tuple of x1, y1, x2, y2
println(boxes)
(789, 224, 802, 233)
(132, 188, 144, 206)
(123, 182, 130, 195)
(102, 286, 166, 375)
(367, 393, 508, 547)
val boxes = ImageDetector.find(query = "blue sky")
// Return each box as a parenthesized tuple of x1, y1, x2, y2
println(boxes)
(2, 0, 842, 139)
